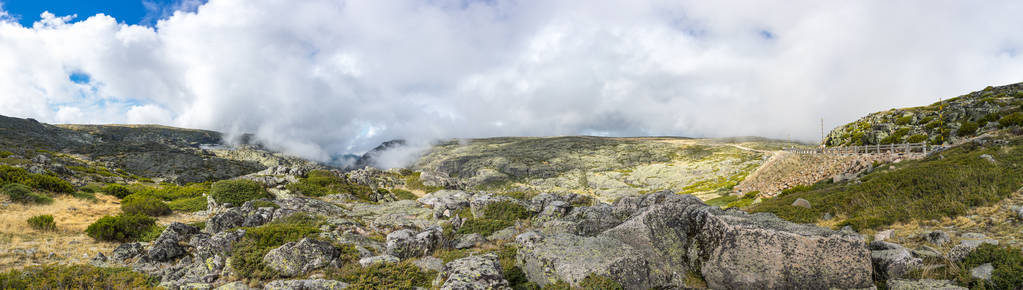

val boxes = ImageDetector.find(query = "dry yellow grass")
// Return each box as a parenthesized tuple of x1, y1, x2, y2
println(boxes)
(0, 194, 208, 271)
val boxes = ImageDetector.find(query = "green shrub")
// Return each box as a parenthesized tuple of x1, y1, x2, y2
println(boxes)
(326, 261, 434, 289)
(72, 191, 98, 201)
(457, 218, 514, 236)
(0, 264, 158, 289)
(2, 183, 52, 204)
(287, 170, 380, 201)
(0, 151, 11, 158)
(906, 134, 928, 143)
(85, 214, 157, 242)
(1000, 112, 1023, 128)
(494, 245, 532, 289)
(480, 201, 530, 221)
(26, 174, 73, 193)
(752, 139, 1023, 230)
(210, 179, 268, 207)
(958, 121, 979, 136)
(0, 165, 30, 185)
(138, 225, 166, 242)
(960, 244, 1023, 289)
(121, 194, 172, 216)
(27, 215, 56, 231)
(102, 184, 133, 198)
(129, 183, 209, 201)
(403, 171, 443, 193)
(581, 273, 624, 290)
(167, 196, 208, 212)
(79, 183, 103, 193)
(229, 215, 321, 279)
(895, 116, 913, 125)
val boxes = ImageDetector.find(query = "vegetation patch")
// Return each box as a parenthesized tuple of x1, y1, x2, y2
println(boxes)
(457, 201, 530, 236)
(85, 214, 158, 242)
(391, 189, 417, 200)
(287, 170, 379, 201)
(102, 184, 134, 199)
(581, 273, 624, 290)
(27, 214, 56, 231)
(959, 243, 1023, 289)
(0, 165, 73, 194)
(2, 183, 52, 204)
(167, 196, 208, 212)
(211, 179, 269, 207)
(752, 139, 1023, 230)
(402, 171, 443, 194)
(229, 214, 321, 279)
(121, 194, 172, 216)
(0, 264, 158, 289)
(327, 261, 434, 289)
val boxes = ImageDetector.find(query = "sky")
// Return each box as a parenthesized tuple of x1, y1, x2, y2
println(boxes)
(0, 0, 1022, 164)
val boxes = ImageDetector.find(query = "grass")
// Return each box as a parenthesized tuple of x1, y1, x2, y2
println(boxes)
(286, 170, 379, 201)
(102, 184, 133, 199)
(167, 196, 208, 212)
(0, 264, 158, 289)
(751, 137, 1023, 230)
(85, 214, 158, 242)
(403, 171, 443, 194)
(228, 214, 322, 279)
(456, 201, 530, 236)
(211, 179, 269, 207)
(391, 189, 417, 200)
(27, 214, 56, 231)
(581, 273, 624, 290)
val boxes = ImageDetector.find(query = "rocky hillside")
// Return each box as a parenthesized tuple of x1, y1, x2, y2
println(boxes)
(0, 115, 313, 184)
(825, 82, 1023, 146)
(411, 136, 802, 202)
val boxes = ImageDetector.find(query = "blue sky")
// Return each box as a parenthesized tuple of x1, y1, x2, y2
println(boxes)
(1, 0, 204, 26)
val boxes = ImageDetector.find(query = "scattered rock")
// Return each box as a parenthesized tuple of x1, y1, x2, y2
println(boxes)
(970, 263, 993, 281)
(454, 234, 486, 249)
(979, 154, 996, 164)
(418, 190, 471, 218)
(263, 238, 341, 277)
(385, 227, 442, 259)
(112, 243, 145, 260)
(870, 243, 922, 281)
(206, 209, 246, 233)
(486, 226, 518, 241)
(192, 229, 246, 259)
(438, 254, 510, 290)
(214, 281, 256, 290)
(264, 279, 349, 290)
(887, 279, 966, 290)
(359, 255, 400, 267)
(874, 229, 895, 241)
(923, 230, 951, 245)
(949, 238, 999, 262)
(413, 256, 445, 272)
(469, 193, 523, 218)
(912, 246, 943, 259)
(791, 198, 812, 208)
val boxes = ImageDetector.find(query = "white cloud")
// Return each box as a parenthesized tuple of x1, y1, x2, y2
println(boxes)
(0, 0, 1022, 161)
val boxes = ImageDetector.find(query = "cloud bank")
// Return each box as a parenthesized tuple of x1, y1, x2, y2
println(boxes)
(1, 0, 1022, 161)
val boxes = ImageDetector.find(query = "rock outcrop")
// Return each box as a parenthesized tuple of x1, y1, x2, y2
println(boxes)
(518, 192, 873, 289)
(438, 254, 510, 290)
(263, 238, 341, 277)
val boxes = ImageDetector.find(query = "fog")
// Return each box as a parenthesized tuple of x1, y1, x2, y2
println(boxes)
(1, 0, 1022, 166)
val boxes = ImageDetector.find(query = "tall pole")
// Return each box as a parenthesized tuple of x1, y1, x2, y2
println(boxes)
(820, 117, 824, 147)
(938, 97, 944, 145)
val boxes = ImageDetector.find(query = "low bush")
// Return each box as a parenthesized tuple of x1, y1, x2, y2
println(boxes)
(960, 243, 1023, 289)
(403, 171, 443, 194)
(72, 191, 98, 201)
(79, 183, 103, 193)
(25, 174, 74, 193)
(27, 215, 56, 231)
(210, 179, 269, 207)
(391, 189, 417, 200)
(581, 273, 624, 290)
(128, 183, 209, 201)
(2, 183, 52, 204)
(457, 201, 531, 236)
(286, 170, 378, 201)
(229, 214, 321, 279)
(895, 116, 914, 125)
(1000, 112, 1023, 128)
(0, 165, 31, 185)
(121, 194, 172, 216)
(957, 121, 979, 136)
(138, 225, 166, 242)
(85, 214, 157, 242)
(326, 261, 434, 289)
(0, 151, 11, 158)
(0, 264, 158, 289)
(167, 196, 207, 212)
(102, 184, 133, 199)
(457, 218, 514, 237)
(906, 134, 928, 143)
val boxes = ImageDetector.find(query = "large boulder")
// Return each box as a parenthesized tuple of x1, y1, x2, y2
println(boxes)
(439, 254, 510, 290)
(948, 236, 998, 262)
(263, 238, 341, 277)
(887, 279, 966, 290)
(418, 190, 471, 218)
(205, 209, 246, 233)
(274, 197, 348, 217)
(147, 223, 200, 262)
(519, 192, 873, 289)
(112, 243, 145, 260)
(869, 241, 922, 281)
(385, 227, 443, 259)
(192, 229, 246, 259)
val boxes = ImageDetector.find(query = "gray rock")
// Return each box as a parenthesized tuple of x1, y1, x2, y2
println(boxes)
(971, 263, 993, 281)
(413, 256, 445, 272)
(563, 204, 621, 236)
(264, 279, 349, 290)
(486, 226, 518, 241)
(206, 209, 246, 233)
(536, 200, 571, 221)
(158, 222, 201, 243)
(871, 245, 922, 281)
(515, 232, 543, 247)
(418, 190, 471, 218)
(1011, 205, 1023, 220)
(146, 222, 201, 262)
(924, 230, 951, 245)
(112, 242, 145, 260)
(89, 252, 107, 266)
(961, 232, 987, 239)
(241, 207, 275, 227)
(192, 229, 245, 259)
(214, 281, 256, 290)
(874, 229, 894, 241)
(358, 255, 400, 267)
(980, 154, 996, 164)
(385, 227, 443, 259)
(912, 245, 943, 259)
(520, 192, 873, 289)
(263, 238, 341, 277)
(791, 198, 812, 208)
(454, 234, 486, 249)
(529, 193, 568, 213)
(274, 197, 348, 217)
(949, 238, 999, 262)
(439, 254, 510, 290)
(887, 279, 966, 290)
